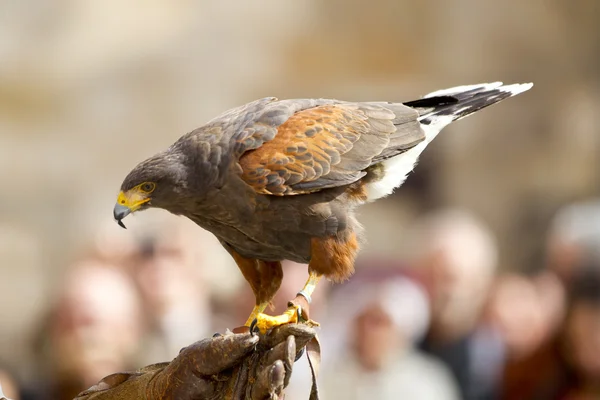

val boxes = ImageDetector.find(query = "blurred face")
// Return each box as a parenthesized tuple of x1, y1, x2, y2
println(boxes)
(134, 238, 207, 318)
(547, 240, 582, 284)
(0, 369, 19, 400)
(486, 272, 565, 359)
(424, 250, 490, 337)
(353, 304, 399, 371)
(488, 275, 546, 358)
(565, 302, 600, 380)
(51, 266, 141, 387)
(135, 244, 193, 314)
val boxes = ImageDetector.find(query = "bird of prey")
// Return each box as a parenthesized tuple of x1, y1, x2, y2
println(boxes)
(114, 82, 532, 332)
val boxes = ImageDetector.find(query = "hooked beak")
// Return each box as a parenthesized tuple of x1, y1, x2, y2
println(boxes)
(113, 190, 150, 229)
(113, 203, 131, 229)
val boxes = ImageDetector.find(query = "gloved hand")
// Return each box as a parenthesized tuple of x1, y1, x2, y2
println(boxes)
(74, 324, 317, 400)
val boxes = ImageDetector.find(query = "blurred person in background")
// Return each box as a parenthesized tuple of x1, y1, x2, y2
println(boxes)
(321, 270, 460, 400)
(501, 266, 600, 400)
(546, 199, 600, 285)
(559, 267, 600, 400)
(84, 220, 142, 272)
(486, 272, 566, 399)
(129, 220, 213, 365)
(500, 199, 600, 399)
(0, 366, 20, 400)
(408, 209, 501, 399)
(22, 260, 142, 400)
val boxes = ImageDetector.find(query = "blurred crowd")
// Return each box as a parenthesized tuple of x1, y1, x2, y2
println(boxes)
(1, 199, 600, 400)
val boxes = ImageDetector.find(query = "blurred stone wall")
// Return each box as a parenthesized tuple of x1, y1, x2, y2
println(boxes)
(0, 0, 599, 372)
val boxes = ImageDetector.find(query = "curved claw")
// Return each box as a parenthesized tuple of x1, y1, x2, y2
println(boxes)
(253, 305, 301, 334)
(249, 318, 259, 336)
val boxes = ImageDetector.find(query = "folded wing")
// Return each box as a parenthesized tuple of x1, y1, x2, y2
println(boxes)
(237, 102, 424, 195)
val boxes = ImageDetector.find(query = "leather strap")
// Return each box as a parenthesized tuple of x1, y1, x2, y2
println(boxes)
(288, 294, 320, 399)
(306, 335, 321, 400)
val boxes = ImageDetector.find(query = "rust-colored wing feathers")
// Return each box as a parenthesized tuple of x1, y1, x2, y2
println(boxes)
(239, 105, 360, 195)
(238, 102, 423, 195)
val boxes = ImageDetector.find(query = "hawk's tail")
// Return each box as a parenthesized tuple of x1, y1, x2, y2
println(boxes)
(404, 82, 533, 142)
(364, 82, 532, 202)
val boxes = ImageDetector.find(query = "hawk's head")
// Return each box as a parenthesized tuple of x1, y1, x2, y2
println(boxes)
(114, 152, 188, 228)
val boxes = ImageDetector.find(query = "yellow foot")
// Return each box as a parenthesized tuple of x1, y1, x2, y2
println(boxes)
(250, 305, 320, 334)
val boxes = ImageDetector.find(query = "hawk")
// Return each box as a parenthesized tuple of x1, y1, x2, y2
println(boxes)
(114, 82, 532, 332)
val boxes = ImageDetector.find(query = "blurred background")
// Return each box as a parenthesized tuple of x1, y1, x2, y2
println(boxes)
(1, 0, 599, 399)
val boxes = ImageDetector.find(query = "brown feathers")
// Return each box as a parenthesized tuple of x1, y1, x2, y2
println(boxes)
(238, 104, 400, 195)
(309, 232, 359, 282)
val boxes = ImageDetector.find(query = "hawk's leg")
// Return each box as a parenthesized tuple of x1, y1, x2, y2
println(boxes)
(251, 271, 322, 333)
(223, 244, 284, 329)
(297, 271, 322, 304)
(245, 302, 268, 327)
(252, 232, 358, 333)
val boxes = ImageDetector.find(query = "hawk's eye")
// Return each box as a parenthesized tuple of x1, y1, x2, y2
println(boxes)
(140, 182, 155, 193)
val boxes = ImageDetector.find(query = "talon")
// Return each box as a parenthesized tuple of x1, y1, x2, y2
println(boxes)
(212, 332, 222, 338)
(253, 305, 301, 334)
(306, 319, 320, 328)
(249, 318, 259, 335)
(295, 346, 305, 362)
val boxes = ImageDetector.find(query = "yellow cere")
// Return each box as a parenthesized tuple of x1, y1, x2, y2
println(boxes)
(116, 182, 155, 211)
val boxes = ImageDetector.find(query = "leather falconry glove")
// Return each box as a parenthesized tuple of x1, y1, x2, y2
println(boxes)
(74, 324, 317, 400)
